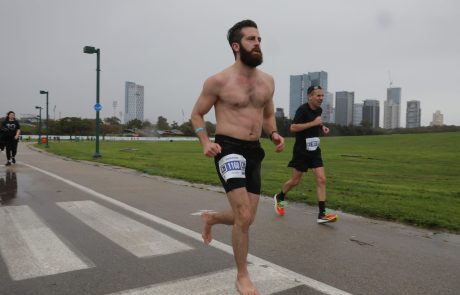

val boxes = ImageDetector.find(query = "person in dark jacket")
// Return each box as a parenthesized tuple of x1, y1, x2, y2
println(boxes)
(0, 126, 6, 151)
(2, 111, 21, 166)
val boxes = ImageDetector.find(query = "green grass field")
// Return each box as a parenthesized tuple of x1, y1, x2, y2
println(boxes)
(36, 132, 460, 232)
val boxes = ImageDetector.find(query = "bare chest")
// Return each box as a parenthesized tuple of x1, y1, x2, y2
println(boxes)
(219, 80, 270, 109)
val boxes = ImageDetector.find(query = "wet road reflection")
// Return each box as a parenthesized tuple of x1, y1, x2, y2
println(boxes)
(0, 169, 17, 205)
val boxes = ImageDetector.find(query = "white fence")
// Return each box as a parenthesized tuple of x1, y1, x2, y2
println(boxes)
(21, 135, 200, 142)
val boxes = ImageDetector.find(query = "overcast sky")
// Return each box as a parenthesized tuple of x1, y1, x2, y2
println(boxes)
(1, 0, 459, 126)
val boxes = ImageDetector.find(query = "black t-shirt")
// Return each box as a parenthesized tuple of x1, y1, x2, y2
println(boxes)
(2, 120, 20, 140)
(292, 103, 322, 153)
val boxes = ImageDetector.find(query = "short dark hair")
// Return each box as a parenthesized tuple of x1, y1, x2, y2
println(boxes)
(307, 85, 322, 95)
(227, 20, 258, 57)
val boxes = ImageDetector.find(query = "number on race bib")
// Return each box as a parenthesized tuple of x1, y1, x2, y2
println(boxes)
(218, 154, 246, 182)
(306, 137, 320, 151)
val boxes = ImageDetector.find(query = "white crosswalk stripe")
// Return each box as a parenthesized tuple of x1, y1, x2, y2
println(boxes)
(57, 200, 193, 257)
(0, 205, 93, 281)
(108, 264, 303, 295)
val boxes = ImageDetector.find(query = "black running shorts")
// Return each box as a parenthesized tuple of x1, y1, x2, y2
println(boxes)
(214, 135, 265, 194)
(288, 148, 323, 172)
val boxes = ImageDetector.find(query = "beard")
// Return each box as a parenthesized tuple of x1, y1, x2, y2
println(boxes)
(239, 44, 263, 68)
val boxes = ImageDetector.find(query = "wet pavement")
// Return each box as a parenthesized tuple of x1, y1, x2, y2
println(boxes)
(0, 143, 459, 295)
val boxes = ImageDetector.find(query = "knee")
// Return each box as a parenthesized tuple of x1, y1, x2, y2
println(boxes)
(290, 177, 301, 186)
(316, 175, 326, 187)
(234, 207, 252, 230)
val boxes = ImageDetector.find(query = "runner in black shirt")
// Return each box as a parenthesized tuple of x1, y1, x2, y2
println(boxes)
(273, 86, 338, 223)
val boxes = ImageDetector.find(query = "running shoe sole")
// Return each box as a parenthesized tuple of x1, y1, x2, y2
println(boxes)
(317, 214, 338, 224)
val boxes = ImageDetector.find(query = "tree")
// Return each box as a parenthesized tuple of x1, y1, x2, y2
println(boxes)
(171, 121, 180, 130)
(141, 120, 152, 129)
(205, 121, 216, 136)
(59, 117, 93, 136)
(179, 120, 194, 136)
(156, 116, 170, 130)
(126, 119, 143, 130)
(104, 116, 121, 125)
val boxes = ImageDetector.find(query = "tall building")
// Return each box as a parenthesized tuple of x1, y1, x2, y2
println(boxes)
(321, 92, 334, 123)
(406, 100, 421, 128)
(383, 87, 401, 129)
(430, 110, 444, 126)
(124, 81, 144, 123)
(275, 107, 285, 118)
(353, 103, 364, 126)
(335, 91, 354, 126)
(362, 100, 380, 128)
(289, 71, 328, 118)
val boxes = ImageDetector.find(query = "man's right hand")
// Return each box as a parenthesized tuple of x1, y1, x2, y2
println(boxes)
(203, 142, 222, 157)
(312, 116, 322, 126)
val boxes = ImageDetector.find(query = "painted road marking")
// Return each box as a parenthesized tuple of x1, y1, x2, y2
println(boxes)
(23, 163, 352, 295)
(58, 200, 193, 257)
(0, 205, 93, 280)
(109, 264, 303, 295)
(190, 209, 217, 216)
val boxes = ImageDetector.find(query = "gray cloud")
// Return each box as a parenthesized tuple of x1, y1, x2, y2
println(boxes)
(1, 0, 459, 126)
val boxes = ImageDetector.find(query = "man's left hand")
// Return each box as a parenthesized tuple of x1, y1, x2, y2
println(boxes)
(271, 132, 285, 153)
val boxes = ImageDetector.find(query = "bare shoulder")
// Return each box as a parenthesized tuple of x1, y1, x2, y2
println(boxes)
(204, 67, 232, 89)
(258, 69, 275, 92)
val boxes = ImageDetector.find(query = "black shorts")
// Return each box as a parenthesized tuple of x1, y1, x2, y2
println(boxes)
(214, 135, 265, 194)
(288, 148, 323, 172)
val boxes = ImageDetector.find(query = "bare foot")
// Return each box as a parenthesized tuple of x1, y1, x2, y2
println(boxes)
(235, 276, 259, 295)
(201, 212, 213, 245)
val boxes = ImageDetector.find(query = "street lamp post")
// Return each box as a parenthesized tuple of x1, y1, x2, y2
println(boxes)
(35, 106, 42, 144)
(83, 46, 102, 158)
(39, 90, 49, 148)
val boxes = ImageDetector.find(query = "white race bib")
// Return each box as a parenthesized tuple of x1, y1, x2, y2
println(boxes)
(218, 154, 246, 182)
(306, 137, 320, 151)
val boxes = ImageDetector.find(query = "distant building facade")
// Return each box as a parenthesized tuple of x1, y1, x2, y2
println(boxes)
(124, 81, 144, 123)
(430, 110, 444, 126)
(362, 99, 380, 128)
(353, 103, 364, 126)
(335, 91, 354, 126)
(289, 71, 328, 119)
(383, 87, 401, 129)
(275, 107, 285, 118)
(321, 92, 334, 124)
(406, 100, 421, 128)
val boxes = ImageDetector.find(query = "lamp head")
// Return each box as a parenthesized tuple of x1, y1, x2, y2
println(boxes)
(83, 46, 97, 54)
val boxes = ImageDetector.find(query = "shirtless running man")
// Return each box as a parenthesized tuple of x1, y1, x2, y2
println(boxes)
(191, 20, 284, 295)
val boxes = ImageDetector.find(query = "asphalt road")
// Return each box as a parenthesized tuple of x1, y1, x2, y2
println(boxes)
(0, 143, 459, 295)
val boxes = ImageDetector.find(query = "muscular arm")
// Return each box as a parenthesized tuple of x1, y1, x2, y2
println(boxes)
(290, 116, 322, 133)
(191, 76, 222, 157)
(262, 77, 284, 152)
(262, 95, 277, 136)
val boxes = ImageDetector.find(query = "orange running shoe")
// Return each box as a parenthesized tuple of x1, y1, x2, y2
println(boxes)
(274, 194, 285, 216)
(317, 212, 338, 223)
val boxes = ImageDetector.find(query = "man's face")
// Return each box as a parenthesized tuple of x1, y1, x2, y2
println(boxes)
(237, 27, 263, 68)
(308, 89, 324, 109)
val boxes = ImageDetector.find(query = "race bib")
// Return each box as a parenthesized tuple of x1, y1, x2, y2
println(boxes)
(306, 137, 320, 151)
(218, 154, 246, 182)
